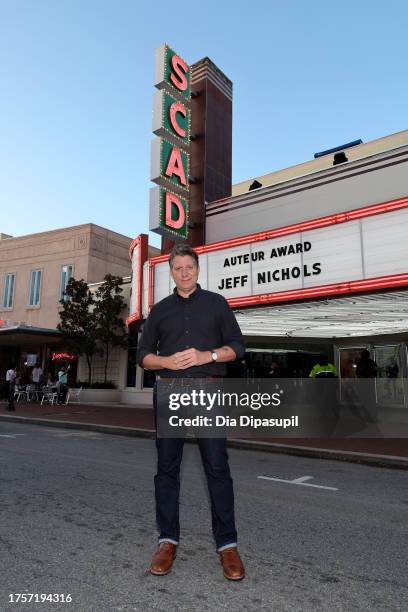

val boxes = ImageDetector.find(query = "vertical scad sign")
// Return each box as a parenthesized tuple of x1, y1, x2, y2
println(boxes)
(150, 44, 191, 240)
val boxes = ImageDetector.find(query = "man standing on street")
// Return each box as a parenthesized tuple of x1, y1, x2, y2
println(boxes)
(137, 243, 246, 580)
(6, 364, 16, 412)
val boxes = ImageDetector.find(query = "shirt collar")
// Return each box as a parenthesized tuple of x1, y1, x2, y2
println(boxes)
(173, 283, 201, 301)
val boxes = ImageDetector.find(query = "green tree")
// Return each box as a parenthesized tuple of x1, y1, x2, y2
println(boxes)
(57, 278, 98, 384)
(94, 274, 128, 384)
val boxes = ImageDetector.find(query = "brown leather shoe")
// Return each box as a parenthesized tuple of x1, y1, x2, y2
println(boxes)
(219, 547, 245, 580)
(150, 542, 177, 575)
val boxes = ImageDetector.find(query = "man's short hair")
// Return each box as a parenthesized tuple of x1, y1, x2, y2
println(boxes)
(168, 243, 199, 268)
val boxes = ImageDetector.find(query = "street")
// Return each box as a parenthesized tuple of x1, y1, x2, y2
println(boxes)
(0, 421, 407, 612)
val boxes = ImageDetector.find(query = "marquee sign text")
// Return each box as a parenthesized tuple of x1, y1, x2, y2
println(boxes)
(147, 206, 408, 309)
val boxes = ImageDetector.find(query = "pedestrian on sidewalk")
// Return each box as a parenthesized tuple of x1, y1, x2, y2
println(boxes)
(6, 364, 17, 412)
(137, 243, 246, 581)
(31, 363, 43, 391)
(57, 365, 69, 405)
(355, 349, 378, 423)
(309, 355, 340, 429)
(355, 349, 377, 378)
(309, 355, 337, 379)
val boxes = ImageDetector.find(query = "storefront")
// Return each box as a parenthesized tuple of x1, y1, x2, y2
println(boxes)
(0, 322, 63, 390)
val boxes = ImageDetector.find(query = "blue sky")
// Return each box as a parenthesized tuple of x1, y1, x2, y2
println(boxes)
(1, 0, 407, 247)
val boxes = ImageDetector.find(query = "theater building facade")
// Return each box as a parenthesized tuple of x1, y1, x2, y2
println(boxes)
(123, 45, 408, 410)
(125, 129, 408, 410)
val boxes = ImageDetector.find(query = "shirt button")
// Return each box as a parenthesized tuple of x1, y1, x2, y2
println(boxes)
(185, 330, 189, 334)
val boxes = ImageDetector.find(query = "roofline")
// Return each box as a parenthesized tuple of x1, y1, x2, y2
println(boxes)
(230, 128, 408, 198)
(0, 326, 62, 337)
(0, 222, 134, 243)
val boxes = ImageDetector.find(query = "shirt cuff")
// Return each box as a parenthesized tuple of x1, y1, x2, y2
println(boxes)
(224, 341, 245, 361)
(137, 349, 152, 368)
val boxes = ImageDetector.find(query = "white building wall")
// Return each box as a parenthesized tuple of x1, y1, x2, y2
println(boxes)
(206, 146, 408, 243)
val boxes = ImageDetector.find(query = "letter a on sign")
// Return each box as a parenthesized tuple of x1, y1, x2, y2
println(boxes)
(151, 138, 190, 195)
(165, 147, 187, 185)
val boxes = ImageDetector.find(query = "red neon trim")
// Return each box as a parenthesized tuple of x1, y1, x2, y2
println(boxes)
(226, 273, 408, 308)
(137, 235, 148, 321)
(129, 236, 140, 260)
(149, 195, 408, 265)
(148, 259, 155, 311)
(126, 313, 140, 325)
(126, 234, 148, 326)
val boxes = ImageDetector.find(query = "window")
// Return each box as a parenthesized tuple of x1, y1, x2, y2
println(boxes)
(59, 264, 73, 301)
(2, 272, 15, 309)
(28, 269, 42, 306)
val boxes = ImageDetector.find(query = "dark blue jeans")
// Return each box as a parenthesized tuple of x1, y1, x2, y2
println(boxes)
(153, 385, 237, 550)
(7, 382, 15, 410)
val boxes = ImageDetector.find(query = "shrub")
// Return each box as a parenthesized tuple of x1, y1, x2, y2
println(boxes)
(72, 381, 117, 389)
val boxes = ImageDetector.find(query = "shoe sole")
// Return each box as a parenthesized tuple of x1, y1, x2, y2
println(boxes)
(150, 567, 172, 576)
(223, 572, 245, 581)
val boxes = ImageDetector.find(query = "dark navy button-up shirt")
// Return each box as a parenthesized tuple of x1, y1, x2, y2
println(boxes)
(137, 284, 245, 378)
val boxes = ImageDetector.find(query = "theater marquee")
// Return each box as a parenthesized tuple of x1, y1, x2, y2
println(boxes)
(145, 196, 408, 312)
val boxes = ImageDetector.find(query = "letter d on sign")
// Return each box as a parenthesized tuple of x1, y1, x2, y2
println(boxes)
(165, 192, 185, 229)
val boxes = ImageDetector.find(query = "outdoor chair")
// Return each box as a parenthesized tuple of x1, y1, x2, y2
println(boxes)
(14, 385, 26, 402)
(26, 384, 41, 402)
(41, 386, 58, 405)
(65, 387, 82, 404)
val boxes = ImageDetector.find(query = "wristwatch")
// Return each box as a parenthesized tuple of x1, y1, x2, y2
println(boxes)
(211, 350, 218, 362)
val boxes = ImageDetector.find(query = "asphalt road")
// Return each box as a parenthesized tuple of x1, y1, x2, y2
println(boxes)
(0, 421, 407, 612)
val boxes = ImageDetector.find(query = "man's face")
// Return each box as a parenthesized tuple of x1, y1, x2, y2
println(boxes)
(170, 254, 199, 294)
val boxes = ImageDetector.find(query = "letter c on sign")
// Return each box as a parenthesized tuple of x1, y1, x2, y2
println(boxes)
(165, 192, 185, 229)
(170, 55, 188, 92)
(169, 101, 187, 138)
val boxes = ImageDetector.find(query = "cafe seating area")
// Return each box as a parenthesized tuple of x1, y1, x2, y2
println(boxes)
(12, 385, 82, 405)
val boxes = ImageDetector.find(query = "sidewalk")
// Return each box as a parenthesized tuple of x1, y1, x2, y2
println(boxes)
(1, 400, 407, 469)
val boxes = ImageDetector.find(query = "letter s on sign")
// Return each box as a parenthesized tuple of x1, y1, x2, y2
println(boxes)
(170, 55, 188, 92)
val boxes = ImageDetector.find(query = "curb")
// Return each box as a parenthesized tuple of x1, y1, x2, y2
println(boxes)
(1, 414, 407, 470)
(0, 413, 155, 439)
(225, 438, 408, 469)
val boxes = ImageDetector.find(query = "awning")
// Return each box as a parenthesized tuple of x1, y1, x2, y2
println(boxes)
(234, 290, 408, 338)
(0, 324, 62, 347)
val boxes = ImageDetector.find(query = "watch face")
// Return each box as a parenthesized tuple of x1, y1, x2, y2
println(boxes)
(212, 351, 217, 361)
